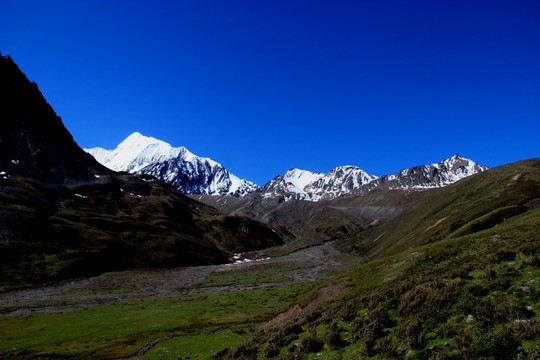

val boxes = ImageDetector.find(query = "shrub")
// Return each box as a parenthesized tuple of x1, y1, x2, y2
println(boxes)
(324, 322, 343, 350)
(526, 254, 540, 266)
(370, 306, 393, 328)
(398, 285, 428, 317)
(448, 263, 474, 279)
(213, 347, 230, 359)
(454, 328, 472, 351)
(471, 332, 519, 359)
(376, 336, 401, 359)
(398, 317, 424, 350)
(361, 323, 377, 356)
(338, 304, 357, 321)
(230, 344, 259, 359)
(488, 249, 517, 263)
(268, 330, 298, 349)
(349, 315, 367, 342)
(283, 323, 303, 336)
(299, 332, 323, 353)
(264, 343, 280, 358)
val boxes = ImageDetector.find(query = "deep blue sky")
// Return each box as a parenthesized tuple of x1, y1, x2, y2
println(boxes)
(1, 0, 539, 185)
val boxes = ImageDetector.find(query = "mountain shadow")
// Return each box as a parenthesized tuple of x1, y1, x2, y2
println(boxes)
(0, 54, 283, 288)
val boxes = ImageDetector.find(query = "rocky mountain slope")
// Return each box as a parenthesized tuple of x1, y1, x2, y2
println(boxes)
(193, 156, 487, 250)
(258, 166, 379, 202)
(86, 133, 257, 197)
(0, 55, 108, 182)
(257, 155, 487, 202)
(0, 55, 283, 287)
(363, 154, 489, 191)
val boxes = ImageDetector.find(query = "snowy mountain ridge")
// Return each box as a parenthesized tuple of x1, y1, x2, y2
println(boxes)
(257, 155, 487, 202)
(259, 165, 379, 201)
(370, 154, 489, 191)
(86, 133, 488, 201)
(85, 133, 257, 197)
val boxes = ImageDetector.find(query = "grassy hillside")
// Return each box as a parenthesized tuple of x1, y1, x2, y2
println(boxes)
(214, 159, 540, 359)
(338, 158, 540, 261)
(0, 173, 283, 289)
(220, 202, 540, 359)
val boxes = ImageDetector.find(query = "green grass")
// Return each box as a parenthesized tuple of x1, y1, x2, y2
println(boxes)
(351, 158, 540, 261)
(141, 326, 248, 360)
(220, 206, 540, 359)
(0, 174, 284, 288)
(186, 263, 300, 289)
(0, 283, 318, 359)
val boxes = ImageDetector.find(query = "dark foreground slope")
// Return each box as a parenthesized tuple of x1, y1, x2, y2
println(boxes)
(219, 160, 540, 359)
(0, 55, 282, 288)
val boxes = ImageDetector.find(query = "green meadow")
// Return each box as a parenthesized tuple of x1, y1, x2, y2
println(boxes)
(0, 283, 318, 359)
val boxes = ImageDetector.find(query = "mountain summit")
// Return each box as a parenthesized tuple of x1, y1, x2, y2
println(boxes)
(258, 166, 379, 201)
(87, 130, 488, 203)
(368, 154, 489, 191)
(86, 133, 257, 197)
(254, 155, 487, 202)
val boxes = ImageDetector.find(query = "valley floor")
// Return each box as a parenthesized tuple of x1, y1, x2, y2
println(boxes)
(0, 242, 361, 359)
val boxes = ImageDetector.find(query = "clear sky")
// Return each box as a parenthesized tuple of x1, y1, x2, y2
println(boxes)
(1, 0, 539, 185)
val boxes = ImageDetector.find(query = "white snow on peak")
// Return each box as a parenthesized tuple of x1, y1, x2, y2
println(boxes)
(282, 168, 325, 194)
(85, 132, 257, 197)
(259, 165, 378, 202)
(257, 155, 486, 202)
(379, 154, 488, 190)
(87, 132, 219, 173)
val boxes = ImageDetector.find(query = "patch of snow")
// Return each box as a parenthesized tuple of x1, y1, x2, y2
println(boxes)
(283, 168, 325, 193)
(74, 194, 88, 199)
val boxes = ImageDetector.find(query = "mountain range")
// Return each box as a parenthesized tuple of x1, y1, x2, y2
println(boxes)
(0, 54, 282, 286)
(86, 134, 488, 201)
(2, 54, 540, 360)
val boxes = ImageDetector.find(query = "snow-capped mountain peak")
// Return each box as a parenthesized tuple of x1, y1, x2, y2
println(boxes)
(87, 133, 488, 202)
(379, 154, 488, 190)
(259, 166, 378, 201)
(85, 133, 257, 197)
(316, 165, 378, 188)
(256, 155, 487, 202)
